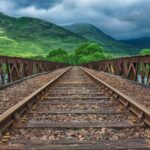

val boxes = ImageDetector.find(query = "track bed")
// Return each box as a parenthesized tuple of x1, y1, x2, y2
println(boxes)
(0, 67, 150, 149)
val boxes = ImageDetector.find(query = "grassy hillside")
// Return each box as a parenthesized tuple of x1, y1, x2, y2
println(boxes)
(64, 23, 140, 55)
(0, 12, 142, 64)
(0, 12, 87, 57)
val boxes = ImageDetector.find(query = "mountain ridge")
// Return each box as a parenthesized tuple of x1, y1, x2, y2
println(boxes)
(121, 37, 150, 49)
(0, 12, 141, 58)
(0, 12, 88, 57)
(64, 23, 140, 55)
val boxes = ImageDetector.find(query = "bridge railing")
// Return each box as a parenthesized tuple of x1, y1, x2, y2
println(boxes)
(82, 55, 150, 85)
(0, 56, 67, 85)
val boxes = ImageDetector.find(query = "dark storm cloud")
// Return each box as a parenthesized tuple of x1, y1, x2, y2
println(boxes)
(0, 0, 150, 39)
(12, 0, 62, 9)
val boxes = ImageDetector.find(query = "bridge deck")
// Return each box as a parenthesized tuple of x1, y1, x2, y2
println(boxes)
(0, 67, 150, 149)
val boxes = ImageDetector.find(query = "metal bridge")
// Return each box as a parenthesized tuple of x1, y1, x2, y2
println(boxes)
(0, 55, 150, 149)
(82, 55, 150, 85)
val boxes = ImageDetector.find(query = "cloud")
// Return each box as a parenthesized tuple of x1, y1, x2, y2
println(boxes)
(0, 0, 150, 39)
(0, 0, 14, 12)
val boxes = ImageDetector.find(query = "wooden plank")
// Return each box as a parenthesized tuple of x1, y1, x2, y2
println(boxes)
(16, 121, 143, 129)
(37, 100, 114, 105)
(51, 87, 100, 90)
(1, 139, 150, 149)
(54, 83, 95, 85)
(42, 97, 110, 100)
(47, 93, 103, 95)
(29, 110, 126, 115)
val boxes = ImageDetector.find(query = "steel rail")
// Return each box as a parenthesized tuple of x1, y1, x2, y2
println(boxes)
(0, 67, 71, 136)
(80, 67, 150, 126)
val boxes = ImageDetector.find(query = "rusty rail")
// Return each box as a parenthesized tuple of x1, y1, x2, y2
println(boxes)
(0, 66, 150, 149)
(82, 55, 150, 85)
(0, 56, 67, 85)
(81, 67, 150, 126)
(0, 67, 71, 136)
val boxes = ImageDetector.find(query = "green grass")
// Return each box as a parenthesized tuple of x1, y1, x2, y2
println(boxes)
(0, 12, 87, 58)
(0, 35, 44, 57)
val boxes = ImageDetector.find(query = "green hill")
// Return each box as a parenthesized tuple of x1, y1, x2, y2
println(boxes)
(0, 12, 87, 57)
(64, 23, 140, 55)
(0, 13, 141, 59)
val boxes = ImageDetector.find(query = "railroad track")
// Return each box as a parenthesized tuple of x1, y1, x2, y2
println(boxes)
(0, 67, 150, 149)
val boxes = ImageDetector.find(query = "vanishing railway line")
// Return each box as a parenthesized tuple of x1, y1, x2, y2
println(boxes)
(0, 67, 150, 149)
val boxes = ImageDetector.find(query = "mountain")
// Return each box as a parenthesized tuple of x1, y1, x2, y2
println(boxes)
(0, 12, 87, 57)
(121, 37, 150, 49)
(64, 23, 140, 55)
(0, 12, 141, 58)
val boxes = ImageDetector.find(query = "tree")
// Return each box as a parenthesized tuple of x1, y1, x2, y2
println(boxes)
(47, 48, 68, 58)
(75, 43, 104, 56)
(140, 49, 150, 55)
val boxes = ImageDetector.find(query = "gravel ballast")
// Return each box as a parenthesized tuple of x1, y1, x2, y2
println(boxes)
(84, 68, 150, 109)
(6, 128, 150, 143)
(0, 68, 68, 115)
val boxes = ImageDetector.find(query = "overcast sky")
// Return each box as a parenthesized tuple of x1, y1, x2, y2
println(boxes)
(0, 0, 150, 40)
